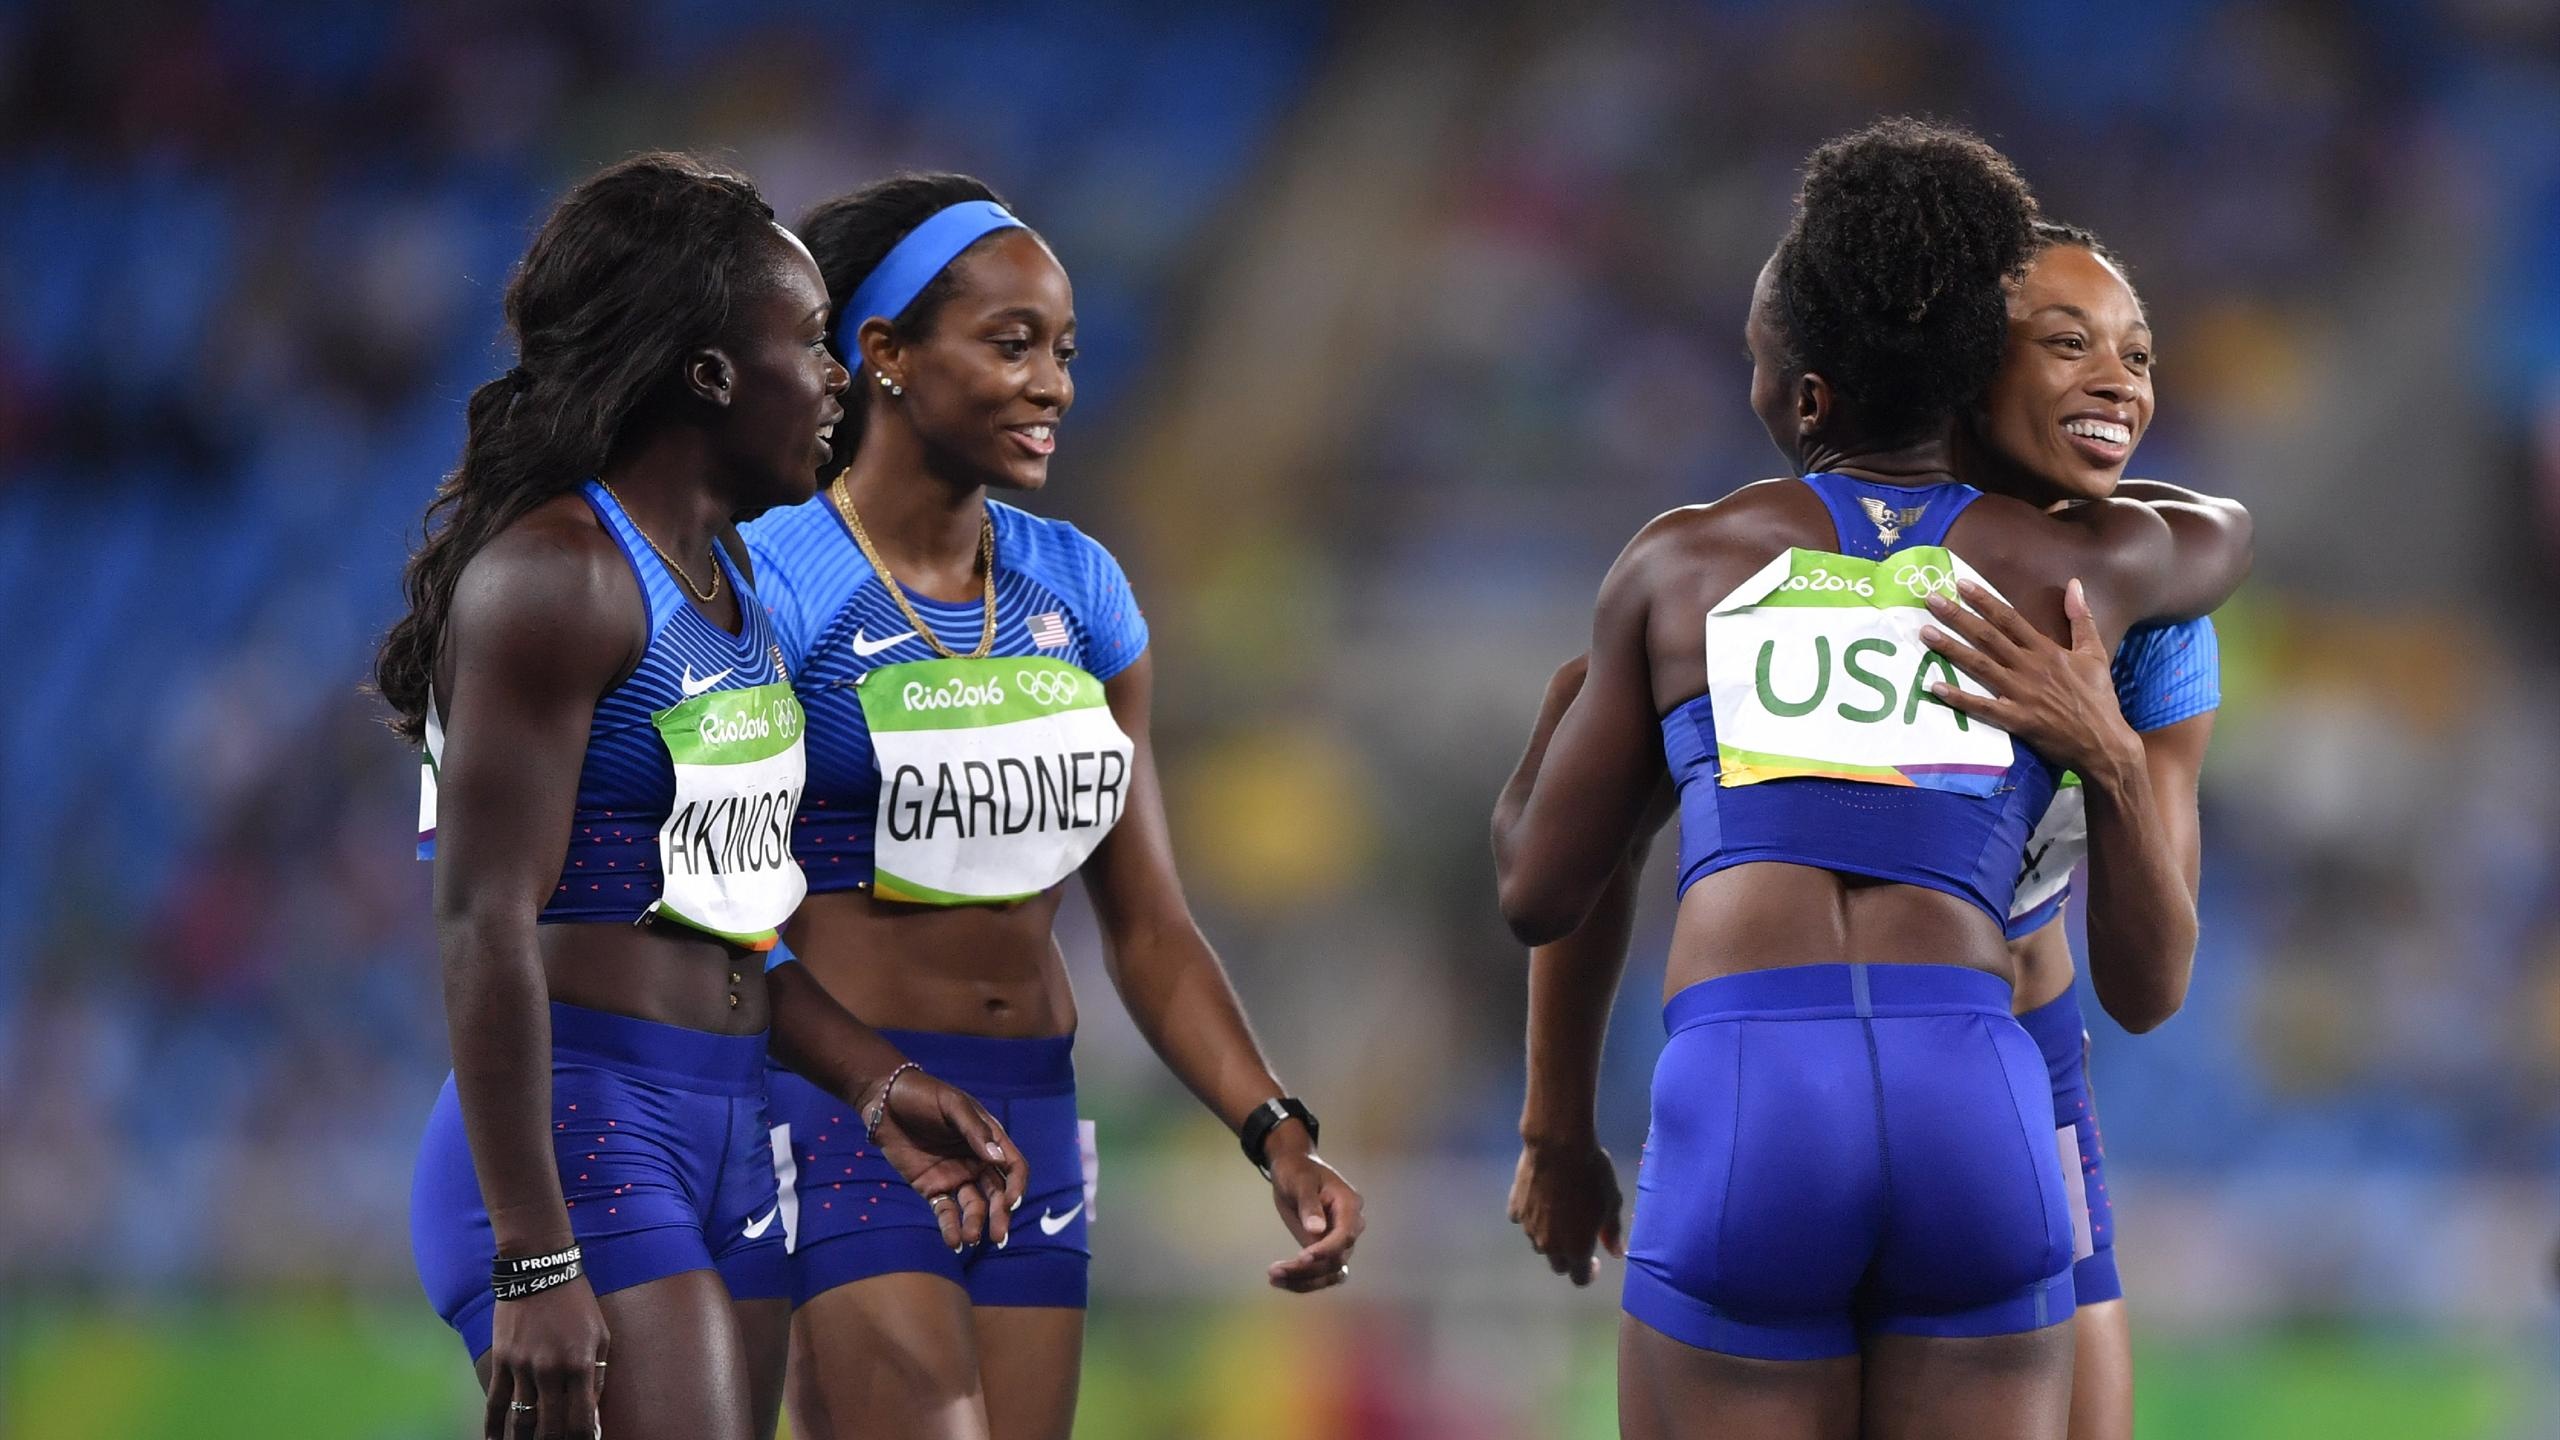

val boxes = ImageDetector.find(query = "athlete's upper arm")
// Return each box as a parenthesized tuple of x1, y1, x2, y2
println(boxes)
(1079, 652, 1192, 949)
(2075, 483, 2251, 625)
(431, 523, 642, 931)
(2137, 710, 2215, 898)
(1496, 523, 1674, 945)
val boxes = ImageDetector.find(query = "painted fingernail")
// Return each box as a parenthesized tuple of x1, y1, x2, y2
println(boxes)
(998, 1234, 1010, 1250)
(987, 1144, 1005, 1159)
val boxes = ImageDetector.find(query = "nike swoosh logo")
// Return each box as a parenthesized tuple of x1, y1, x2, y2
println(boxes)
(680, 665, 733, 698)
(742, 1206, 780, 1240)
(851, 629, 918, 658)
(1038, 1201, 1084, 1236)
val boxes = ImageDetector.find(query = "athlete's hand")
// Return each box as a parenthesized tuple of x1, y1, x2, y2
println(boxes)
(1263, 1129, 1364, 1292)
(872, 1071, 1029, 1251)
(1509, 1135, 1624, 1286)
(484, 1271, 609, 1440)
(1921, 578, 2139, 777)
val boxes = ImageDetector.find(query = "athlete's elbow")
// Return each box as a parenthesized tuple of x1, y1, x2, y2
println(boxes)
(2097, 964, 2191, 1034)
(1497, 871, 1585, 949)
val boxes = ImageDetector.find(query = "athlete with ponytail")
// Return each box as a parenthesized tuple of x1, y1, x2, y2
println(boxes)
(1492, 121, 2249, 1437)
(738, 173, 1364, 1440)
(386, 153, 1024, 1440)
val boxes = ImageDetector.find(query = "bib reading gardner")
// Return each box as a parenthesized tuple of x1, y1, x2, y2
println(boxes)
(858, 656, 1135, 905)
(1705, 547, 2016, 795)
(649, 682, 809, 946)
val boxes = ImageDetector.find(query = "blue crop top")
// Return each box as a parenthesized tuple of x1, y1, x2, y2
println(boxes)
(418, 481, 799, 926)
(740, 495, 1148, 894)
(1662, 472, 2064, 924)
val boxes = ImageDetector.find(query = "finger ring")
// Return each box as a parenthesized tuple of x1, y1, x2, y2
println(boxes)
(593, 1359, 609, 1369)
(929, 1193, 953, 1209)
(510, 1401, 535, 1412)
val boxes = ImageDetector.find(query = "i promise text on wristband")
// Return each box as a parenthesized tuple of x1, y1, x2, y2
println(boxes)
(491, 1244, 583, 1302)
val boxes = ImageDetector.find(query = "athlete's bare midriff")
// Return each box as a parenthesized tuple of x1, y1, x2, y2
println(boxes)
(2005, 921, 2076, 1014)
(1664, 861, 2016, 1003)
(539, 922, 775, 1035)
(786, 884, 1079, 1039)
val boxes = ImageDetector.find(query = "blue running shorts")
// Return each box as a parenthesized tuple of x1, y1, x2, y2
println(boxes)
(2015, 987, 2121, 1304)
(766, 1028, 1092, 1310)
(1623, 963, 2076, 1360)
(410, 1003, 790, 1360)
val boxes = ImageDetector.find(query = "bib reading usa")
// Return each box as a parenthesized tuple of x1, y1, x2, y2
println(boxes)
(1705, 546, 2017, 795)
(859, 656, 1135, 906)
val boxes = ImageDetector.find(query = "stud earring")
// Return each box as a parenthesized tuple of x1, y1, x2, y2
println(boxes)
(877, 373, 903, 397)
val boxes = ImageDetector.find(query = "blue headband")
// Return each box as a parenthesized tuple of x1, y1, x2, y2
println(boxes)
(834, 200, 1026, 348)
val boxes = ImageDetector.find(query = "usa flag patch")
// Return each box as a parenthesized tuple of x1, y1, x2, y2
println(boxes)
(1028, 612, 1071, 649)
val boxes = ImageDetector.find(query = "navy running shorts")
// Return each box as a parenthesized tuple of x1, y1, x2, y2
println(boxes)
(1623, 963, 2076, 1360)
(410, 1003, 790, 1360)
(766, 1028, 1092, 1310)
(2015, 986, 2120, 1305)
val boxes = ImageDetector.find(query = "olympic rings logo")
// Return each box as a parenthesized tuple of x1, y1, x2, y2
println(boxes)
(1780, 566, 1875, 599)
(1893, 562, 1957, 597)
(1014, 669, 1082, 708)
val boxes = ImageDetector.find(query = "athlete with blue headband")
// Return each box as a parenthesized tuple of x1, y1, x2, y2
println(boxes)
(739, 172, 1365, 1440)
(1492, 120, 2250, 1437)
(1504, 219, 2240, 1440)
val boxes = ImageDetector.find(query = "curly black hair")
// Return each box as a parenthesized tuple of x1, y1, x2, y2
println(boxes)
(1767, 118, 2040, 442)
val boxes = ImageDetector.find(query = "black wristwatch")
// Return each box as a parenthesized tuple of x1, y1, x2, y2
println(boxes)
(1240, 1096, 1319, 1180)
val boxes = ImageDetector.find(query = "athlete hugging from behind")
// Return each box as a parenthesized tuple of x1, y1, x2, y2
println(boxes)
(1503, 221, 2243, 1440)
(738, 174, 1363, 1440)
(1491, 120, 2248, 1439)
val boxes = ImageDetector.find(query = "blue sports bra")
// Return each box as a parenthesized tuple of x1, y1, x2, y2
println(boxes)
(420, 481, 804, 936)
(1661, 472, 2063, 924)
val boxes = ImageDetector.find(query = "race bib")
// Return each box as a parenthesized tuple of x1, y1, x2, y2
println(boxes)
(1705, 547, 2015, 794)
(648, 681, 808, 946)
(2009, 773, 2087, 921)
(858, 656, 1134, 905)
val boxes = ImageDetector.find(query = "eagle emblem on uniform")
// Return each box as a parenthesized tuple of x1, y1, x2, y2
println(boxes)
(1859, 496, 1928, 545)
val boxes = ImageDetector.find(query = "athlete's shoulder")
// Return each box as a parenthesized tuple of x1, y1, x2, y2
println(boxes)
(1620, 478, 1813, 567)
(991, 500, 1147, 677)
(991, 498, 1121, 569)
(739, 492, 850, 570)
(992, 500, 1135, 600)
(451, 491, 643, 684)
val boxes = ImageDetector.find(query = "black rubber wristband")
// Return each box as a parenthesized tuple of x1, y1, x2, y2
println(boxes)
(492, 1261, 584, 1302)
(1239, 1096, 1319, 1180)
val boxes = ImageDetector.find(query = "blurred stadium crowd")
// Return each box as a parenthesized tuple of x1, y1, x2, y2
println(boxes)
(3, 0, 2558, 1434)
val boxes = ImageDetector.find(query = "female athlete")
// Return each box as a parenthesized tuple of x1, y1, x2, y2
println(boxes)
(739, 173, 1364, 1440)
(1491, 120, 2248, 1439)
(1506, 225, 2243, 1440)
(383, 154, 1025, 1440)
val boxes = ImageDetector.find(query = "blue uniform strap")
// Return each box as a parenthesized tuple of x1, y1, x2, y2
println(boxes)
(581, 480, 677, 636)
(1799, 473, 1981, 559)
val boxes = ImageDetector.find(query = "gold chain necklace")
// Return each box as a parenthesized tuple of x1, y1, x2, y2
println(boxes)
(597, 480, 722, 603)
(831, 475, 995, 660)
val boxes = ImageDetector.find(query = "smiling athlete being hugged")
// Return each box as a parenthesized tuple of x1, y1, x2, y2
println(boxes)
(1491, 121, 2249, 1438)
(386, 154, 1025, 1440)
(740, 173, 1364, 1440)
